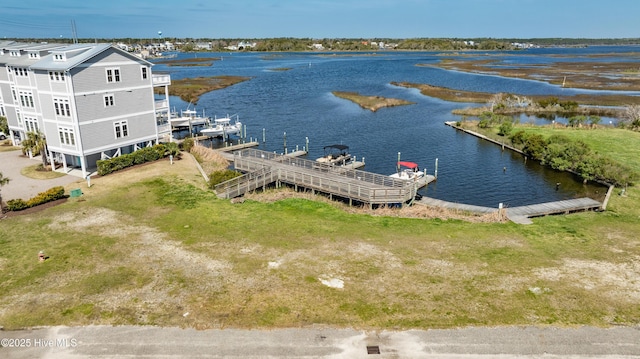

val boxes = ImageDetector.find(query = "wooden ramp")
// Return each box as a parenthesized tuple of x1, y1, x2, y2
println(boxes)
(505, 197, 602, 224)
(416, 196, 602, 224)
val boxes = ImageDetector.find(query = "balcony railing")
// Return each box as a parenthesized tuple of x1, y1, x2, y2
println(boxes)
(155, 99, 169, 109)
(152, 73, 171, 86)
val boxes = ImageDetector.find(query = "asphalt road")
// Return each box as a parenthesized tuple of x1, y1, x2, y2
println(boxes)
(2, 325, 639, 358)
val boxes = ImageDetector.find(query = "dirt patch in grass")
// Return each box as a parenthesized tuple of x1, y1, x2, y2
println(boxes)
(533, 257, 640, 302)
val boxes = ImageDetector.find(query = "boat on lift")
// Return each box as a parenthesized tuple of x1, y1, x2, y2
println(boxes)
(200, 114, 242, 138)
(316, 144, 353, 166)
(390, 161, 424, 181)
(169, 108, 209, 128)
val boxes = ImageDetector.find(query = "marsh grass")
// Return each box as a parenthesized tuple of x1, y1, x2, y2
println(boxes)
(1, 143, 639, 330)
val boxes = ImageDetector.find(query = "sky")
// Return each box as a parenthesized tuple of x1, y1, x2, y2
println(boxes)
(1, 0, 638, 40)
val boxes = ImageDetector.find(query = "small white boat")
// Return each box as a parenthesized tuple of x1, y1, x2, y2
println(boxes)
(316, 144, 353, 166)
(390, 161, 425, 182)
(169, 109, 209, 128)
(200, 114, 242, 138)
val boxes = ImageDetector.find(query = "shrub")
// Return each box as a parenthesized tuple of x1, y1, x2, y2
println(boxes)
(181, 137, 195, 152)
(522, 134, 547, 161)
(97, 146, 170, 176)
(208, 169, 242, 189)
(6, 186, 65, 211)
(509, 130, 528, 145)
(537, 97, 559, 108)
(497, 121, 513, 136)
(6, 199, 28, 211)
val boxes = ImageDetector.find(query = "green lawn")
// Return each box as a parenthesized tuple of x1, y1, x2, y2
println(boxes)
(1, 133, 639, 330)
(520, 126, 640, 173)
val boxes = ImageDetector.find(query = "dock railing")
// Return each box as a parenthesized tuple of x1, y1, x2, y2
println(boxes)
(215, 167, 276, 199)
(221, 148, 416, 205)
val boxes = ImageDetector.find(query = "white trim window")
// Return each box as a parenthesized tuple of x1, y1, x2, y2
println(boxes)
(104, 94, 115, 107)
(141, 67, 148, 80)
(106, 67, 121, 83)
(13, 67, 28, 77)
(114, 120, 128, 139)
(24, 117, 39, 133)
(19, 91, 35, 108)
(58, 127, 76, 146)
(54, 98, 71, 117)
(49, 71, 65, 82)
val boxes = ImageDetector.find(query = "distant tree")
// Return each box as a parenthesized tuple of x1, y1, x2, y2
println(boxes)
(568, 115, 587, 128)
(498, 121, 513, 136)
(522, 134, 547, 160)
(588, 115, 602, 129)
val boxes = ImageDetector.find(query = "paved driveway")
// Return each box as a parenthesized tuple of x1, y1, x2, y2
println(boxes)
(0, 150, 82, 202)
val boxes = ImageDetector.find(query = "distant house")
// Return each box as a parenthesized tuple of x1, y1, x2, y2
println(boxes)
(225, 41, 257, 51)
(0, 41, 171, 178)
(195, 42, 212, 50)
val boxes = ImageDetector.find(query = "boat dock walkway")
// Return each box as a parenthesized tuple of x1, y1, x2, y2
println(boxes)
(416, 196, 602, 224)
(216, 148, 421, 207)
(505, 197, 602, 224)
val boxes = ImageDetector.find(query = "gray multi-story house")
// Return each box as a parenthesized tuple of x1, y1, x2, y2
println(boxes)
(0, 41, 170, 178)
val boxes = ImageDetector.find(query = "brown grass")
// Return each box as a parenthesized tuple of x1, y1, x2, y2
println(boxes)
(426, 54, 640, 91)
(157, 76, 251, 104)
(332, 91, 415, 112)
(189, 145, 230, 174)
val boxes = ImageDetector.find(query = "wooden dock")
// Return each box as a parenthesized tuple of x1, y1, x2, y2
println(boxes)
(416, 196, 602, 224)
(217, 141, 260, 152)
(216, 148, 421, 207)
(505, 197, 602, 224)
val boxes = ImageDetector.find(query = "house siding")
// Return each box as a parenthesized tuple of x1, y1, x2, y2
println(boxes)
(0, 42, 168, 174)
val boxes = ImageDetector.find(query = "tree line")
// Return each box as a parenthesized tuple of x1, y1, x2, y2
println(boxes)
(7, 37, 640, 52)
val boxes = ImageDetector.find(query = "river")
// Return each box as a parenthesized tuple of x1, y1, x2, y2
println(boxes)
(153, 46, 640, 207)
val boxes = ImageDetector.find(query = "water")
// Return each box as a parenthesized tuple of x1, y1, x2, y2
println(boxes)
(154, 47, 639, 207)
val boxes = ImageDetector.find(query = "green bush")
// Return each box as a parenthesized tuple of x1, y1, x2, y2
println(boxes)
(6, 199, 28, 211)
(537, 97, 559, 108)
(97, 145, 170, 176)
(497, 121, 513, 136)
(509, 130, 528, 145)
(6, 186, 65, 211)
(522, 134, 547, 161)
(180, 137, 195, 152)
(208, 170, 242, 189)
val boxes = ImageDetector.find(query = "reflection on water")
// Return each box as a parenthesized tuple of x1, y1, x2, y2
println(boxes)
(156, 47, 631, 207)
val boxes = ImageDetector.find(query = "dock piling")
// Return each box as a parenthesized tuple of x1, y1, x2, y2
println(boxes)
(435, 158, 438, 179)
